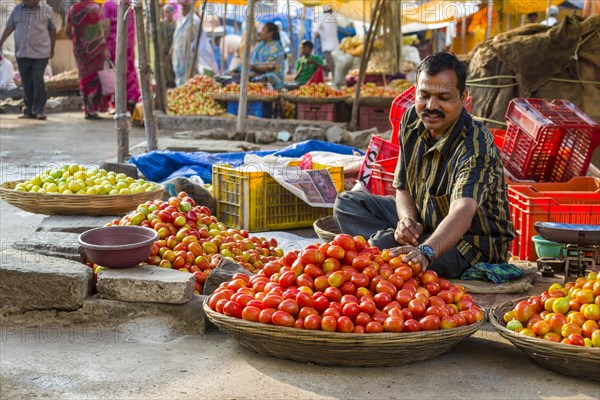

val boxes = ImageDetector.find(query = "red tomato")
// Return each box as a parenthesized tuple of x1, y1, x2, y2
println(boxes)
(460, 310, 477, 325)
(242, 306, 261, 322)
(313, 295, 330, 314)
(314, 276, 330, 292)
(278, 299, 299, 316)
(343, 250, 359, 266)
(296, 273, 314, 290)
(222, 301, 243, 319)
(340, 281, 357, 295)
(403, 319, 420, 332)
(304, 314, 322, 330)
(324, 287, 343, 303)
(372, 310, 387, 324)
(353, 325, 366, 333)
(401, 308, 413, 320)
(333, 234, 356, 251)
(321, 316, 337, 332)
(440, 316, 458, 329)
(568, 333, 585, 346)
(322, 258, 341, 273)
(359, 301, 377, 315)
(376, 280, 398, 297)
(296, 292, 314, 309)
(428, 296, 446, 309)
(262, 295, 283, 310)
(341, 294, 359, 306)
(323, 307, 342, 320)
(424, 282, 440, 296)
(326, 245, 345, 261)
(419, 315, 440, 331)
(383, 316, 404, 332)
(395, 289, 413, 308)
(337, 316, 355, 333)
(300, 249, 325, 266)
(354, 312, 372, 327)
(350, 273, 370, 288)
(365, 321, 384, 333)
(408, 298, 427, 317)
(352, 255, 371, 271)
(304, 264, 325, 278)
(233, 294, 254, 307)
(343, 303, 361, 319)
(328, 271, 348, 288)
(272, 311, 295, 327)
(246, 300, 264, 309)
(374, 292, 392, 309)
(259, 308, 276, 324)
(421, 270, 439, 284)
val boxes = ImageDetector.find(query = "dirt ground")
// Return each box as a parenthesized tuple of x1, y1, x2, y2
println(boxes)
(1, 113, 600, 400)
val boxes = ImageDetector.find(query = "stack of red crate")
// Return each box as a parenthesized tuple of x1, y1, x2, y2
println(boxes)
(357, 136, 399, 191)
(501, 99, 600, 182)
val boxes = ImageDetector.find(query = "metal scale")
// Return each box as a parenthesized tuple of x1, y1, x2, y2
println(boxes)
(534, 222, 600, 283)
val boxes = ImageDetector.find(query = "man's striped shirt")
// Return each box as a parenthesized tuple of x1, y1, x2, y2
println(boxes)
(393, 106, 515, 265)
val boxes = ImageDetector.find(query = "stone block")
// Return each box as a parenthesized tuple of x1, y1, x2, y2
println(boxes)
(203, 258, 253, 296)
(346, 127, 379, 149)
(253, 130, 278, 144)
(0, 250, 93, 314)
(295, 126, 325, 142)
(173, 128, 245, 141)
(37, 215, 116, 234)
(326, 125, 351, 144)
(97, 265, 195, 304)
(13, 231, 81, 261)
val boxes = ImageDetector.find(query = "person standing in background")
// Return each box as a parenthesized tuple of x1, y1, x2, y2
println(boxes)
(540, 6, 559, 26)
(526, 12, 539, 24)
(313, 4, 339, 78)
(161, 4, 176, 88)
(66, 0, 110, 120)
(171, 0, 217, 87)
(103, 0, 141, 111)
(0, 0, 56, 120)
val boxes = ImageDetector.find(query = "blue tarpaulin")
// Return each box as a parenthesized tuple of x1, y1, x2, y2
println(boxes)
(130, 140, 364, 184)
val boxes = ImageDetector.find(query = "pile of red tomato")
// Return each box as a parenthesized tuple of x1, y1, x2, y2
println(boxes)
(209, 234, 484, 333)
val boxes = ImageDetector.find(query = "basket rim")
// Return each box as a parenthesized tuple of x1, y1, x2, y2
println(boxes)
(203, 300, 485, 340)
(490, 296, 600, 353)
(0, 180, 164, 199)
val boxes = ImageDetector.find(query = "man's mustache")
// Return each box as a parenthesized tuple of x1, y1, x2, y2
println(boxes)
(422, 109, 445, 118)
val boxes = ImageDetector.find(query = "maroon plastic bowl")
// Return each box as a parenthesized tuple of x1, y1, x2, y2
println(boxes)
(78, 226, 158, 268)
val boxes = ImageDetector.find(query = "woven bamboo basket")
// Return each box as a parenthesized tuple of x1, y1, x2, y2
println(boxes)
(490, 297, 600, 381)
(313, 215, 341, 241)
(0, 181, 164, 216)
(282, 93, 350, 104)
(212, 92, 280, 103)
(204, 302, 484, 367)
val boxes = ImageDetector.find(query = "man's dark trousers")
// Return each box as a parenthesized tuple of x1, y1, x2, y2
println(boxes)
(16, 57, 48, 116)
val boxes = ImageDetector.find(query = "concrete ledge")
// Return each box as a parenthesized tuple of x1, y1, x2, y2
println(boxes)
(13, 231, 81, 261)
(156, 112, 347, 133)
(97, 265, 196, 304)
(0, 250, 93, 314)
(0, 294, 209, 336)
(36, 215, 117, 234)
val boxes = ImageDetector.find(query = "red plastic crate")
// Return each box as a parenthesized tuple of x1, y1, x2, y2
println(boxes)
(370, 157, 398, 196)
(357, 136, 399, 191)
(389, 86, 473, 146)
(297, 103, 339, 122)
(502, 99, 600, 182)
(359, 105, 392, 133)
(508, 177, 600, 261)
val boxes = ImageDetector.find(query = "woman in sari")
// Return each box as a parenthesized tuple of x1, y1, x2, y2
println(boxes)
(248, 22, 285, 90)
(66, 0, 109, 120)
(103, 0, 140, 110)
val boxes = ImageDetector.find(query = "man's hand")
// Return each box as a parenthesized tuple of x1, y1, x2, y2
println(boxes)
(389, 245, 430, 271)
(394, 217, 423, 246)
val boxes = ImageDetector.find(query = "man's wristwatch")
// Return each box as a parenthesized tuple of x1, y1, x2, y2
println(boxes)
(416, 245, 436, 265)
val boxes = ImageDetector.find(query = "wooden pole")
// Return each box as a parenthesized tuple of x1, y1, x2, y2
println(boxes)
(115, 0, 130, 162)
(486, 0, 493, 39)
(349, 0, 383, 131)
(184, 6, 195, 82)
(221, 0, 227, 73)
(462, 0, 467, 53)
(287, 0, 295, 74)
(132, 0, 157, 151)
(236, 0, 255, 134)
(188, 0, 208, 81)
(150, 0, 167, 111)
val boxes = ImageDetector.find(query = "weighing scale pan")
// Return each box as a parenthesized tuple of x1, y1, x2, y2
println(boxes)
(534, 222, 600, 246)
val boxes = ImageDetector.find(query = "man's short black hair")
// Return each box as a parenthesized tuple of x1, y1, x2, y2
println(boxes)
(416, 52, 467, 94)
(302, 40, 314, 49)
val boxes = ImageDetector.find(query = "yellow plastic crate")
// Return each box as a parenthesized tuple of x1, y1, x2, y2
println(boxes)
(213, 162, 344, 232)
